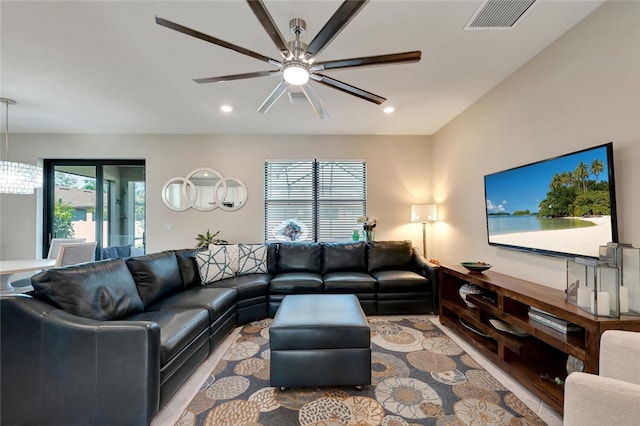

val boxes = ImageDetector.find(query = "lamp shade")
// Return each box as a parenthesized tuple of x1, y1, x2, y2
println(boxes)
(0, 161, 43, 194)
(411, 204, 438, 223)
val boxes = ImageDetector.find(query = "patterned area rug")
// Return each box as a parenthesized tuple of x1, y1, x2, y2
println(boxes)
(176, 316, 546, 425)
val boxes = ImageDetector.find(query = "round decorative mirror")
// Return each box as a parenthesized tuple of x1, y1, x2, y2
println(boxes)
(161, 168, 248, 212)
(218, 177, 248, 211)
(161, 177, 196, 211)
(185, 168, 225, 212)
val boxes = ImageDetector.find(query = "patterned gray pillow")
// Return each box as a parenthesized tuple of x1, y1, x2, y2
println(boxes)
(237, 244, 268, 275)
(195, 246, 235, 284)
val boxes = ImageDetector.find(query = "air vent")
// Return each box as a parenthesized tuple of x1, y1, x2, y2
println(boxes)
(288, 91, 307, 103)
(464, 0, 536, 30)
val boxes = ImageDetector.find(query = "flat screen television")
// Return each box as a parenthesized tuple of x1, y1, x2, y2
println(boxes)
(484, 142, 618, 259)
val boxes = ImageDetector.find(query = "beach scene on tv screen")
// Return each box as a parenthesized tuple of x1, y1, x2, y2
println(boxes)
(485, 145, 613, 258)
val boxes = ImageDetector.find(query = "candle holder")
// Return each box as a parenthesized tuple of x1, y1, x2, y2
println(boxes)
(566, 257, 619, 317)
(600, 243, 640, 315)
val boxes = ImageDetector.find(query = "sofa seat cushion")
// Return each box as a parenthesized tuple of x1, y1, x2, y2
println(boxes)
(277, 243, 323, 274)
(323, 242, 366, 274)
(31, 258, 144, 321)
(323, 272, 376, 293)
(205, 274, 271, 300)
(127, 308, 209, 365)
(148, 287, 237, 324)
(126, 252, 183, 308)
(269, 272, 323, 293)
(372, 270, 429, 292)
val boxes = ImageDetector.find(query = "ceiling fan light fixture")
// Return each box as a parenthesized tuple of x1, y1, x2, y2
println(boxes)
(283, 62, 310, 86)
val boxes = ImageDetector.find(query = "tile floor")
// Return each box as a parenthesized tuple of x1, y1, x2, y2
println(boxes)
(151, 315, 564, 426)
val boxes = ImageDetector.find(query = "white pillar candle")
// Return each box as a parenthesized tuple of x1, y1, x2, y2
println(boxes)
(577, 287, 591, 308)
(620, 286, 629, 313)
(596, 292, 610, 316)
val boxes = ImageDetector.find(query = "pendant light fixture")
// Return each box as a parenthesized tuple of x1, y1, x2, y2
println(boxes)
(0, 98, 43, 194)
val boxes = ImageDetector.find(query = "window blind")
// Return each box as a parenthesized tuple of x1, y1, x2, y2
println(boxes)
(265, 159, 366, 242)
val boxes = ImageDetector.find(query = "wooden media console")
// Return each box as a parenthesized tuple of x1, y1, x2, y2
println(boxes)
(438, 264, 640, 414)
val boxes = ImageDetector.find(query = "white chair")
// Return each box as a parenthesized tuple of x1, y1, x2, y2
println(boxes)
(564, 330, 640, 425)
(47, 238, 86, 260)
(9, 238, 88, 288)
(55, 242, 97, 267)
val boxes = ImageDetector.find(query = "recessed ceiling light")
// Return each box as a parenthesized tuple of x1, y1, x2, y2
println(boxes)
(220, 105, 233, 113)
(383, 106, 395, 114)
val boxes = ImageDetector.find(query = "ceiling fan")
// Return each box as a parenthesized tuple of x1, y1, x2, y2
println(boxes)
(155, 0, 421, 119)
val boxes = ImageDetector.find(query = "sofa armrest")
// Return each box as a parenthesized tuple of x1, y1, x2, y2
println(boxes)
(600, 330, 640, 384)
(564, 372, 640, 426)
(411, 250, 440, 313)
(1, 295, 161, 426)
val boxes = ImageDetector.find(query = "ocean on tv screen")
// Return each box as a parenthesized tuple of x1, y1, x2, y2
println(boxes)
(484, 143, 616, 258)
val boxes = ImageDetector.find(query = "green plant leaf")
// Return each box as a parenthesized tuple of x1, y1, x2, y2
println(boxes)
(195, 229, 227, 249)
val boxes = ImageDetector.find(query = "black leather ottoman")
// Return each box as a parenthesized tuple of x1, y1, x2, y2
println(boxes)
(269, 294, 371, 388)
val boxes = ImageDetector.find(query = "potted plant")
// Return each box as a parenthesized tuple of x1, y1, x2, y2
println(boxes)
(195, 229, 228, 249)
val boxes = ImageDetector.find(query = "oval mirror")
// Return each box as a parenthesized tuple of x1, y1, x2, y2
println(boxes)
(161, 177, 196, 211)
(185, 167, 226, 212)
(218, 177, 248, 211)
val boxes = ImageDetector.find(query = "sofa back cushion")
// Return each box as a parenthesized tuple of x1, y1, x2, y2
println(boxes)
(32, 258, 144, 321)
(126, 251, 183, 307)
(367, 240, 413, 272)
(323, 242, 366, 274)
(102, 244, 132, 260)
(267, 243, 278, 274)
(173, 248, 202, 288)
(277, 242, 322, 274)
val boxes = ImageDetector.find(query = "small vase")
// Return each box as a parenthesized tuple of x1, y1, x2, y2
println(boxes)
(351, 230, 360, 241)
(364, 230, 375, 242)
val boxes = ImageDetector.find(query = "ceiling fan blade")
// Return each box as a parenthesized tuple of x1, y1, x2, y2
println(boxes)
(194, 70, 282, 84)
(258, 80, 289, 113)
(155, 16, 282, 67)
(305, 0, 369, 60)
(246, 0, 291, 59)
(311, 51, 421, 72)
(300, 83, 329, 120)
(312, 73, 386, 105)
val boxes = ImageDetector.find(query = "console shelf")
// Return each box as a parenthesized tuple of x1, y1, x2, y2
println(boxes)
(439, 264, 640, 414)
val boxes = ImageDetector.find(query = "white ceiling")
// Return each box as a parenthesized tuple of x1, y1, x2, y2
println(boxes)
(1, 0, 604, 135)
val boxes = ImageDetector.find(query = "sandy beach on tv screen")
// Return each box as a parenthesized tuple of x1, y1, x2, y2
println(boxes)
(490, 216, 612, 257)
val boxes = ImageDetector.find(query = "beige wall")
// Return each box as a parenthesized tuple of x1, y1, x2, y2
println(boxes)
(432, 0, 640, 289)
(0, 134, 433, 259)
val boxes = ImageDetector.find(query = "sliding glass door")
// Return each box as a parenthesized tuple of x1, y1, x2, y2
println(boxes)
(43, 160, 145, 259)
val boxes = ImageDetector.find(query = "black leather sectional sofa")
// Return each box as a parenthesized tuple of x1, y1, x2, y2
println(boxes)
(0, 240, 437, 426)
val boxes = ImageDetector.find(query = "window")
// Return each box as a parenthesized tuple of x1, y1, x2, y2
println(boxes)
(265, 160, 366, 242)
(43, 160, 145, 259)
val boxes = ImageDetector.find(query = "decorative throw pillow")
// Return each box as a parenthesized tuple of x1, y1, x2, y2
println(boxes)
(209, 243, 239, 273)
(195, 246, 235, 284)
(237, 244, 268, 275)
